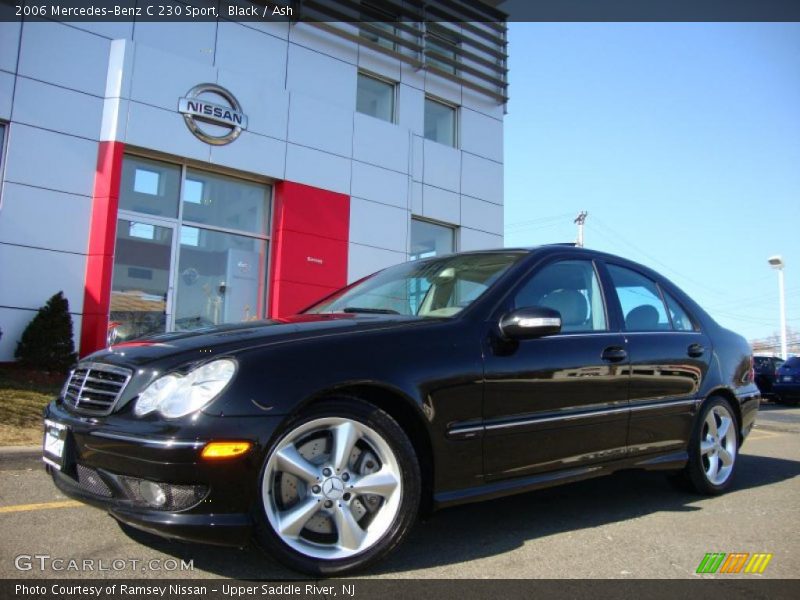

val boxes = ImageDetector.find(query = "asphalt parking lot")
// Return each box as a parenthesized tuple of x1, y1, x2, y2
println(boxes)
(1, 402, 798, 580)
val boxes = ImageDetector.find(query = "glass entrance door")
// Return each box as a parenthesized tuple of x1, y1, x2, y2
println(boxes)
(109, 219, 175, 344)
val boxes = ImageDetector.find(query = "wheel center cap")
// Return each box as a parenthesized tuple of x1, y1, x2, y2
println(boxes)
(321, 476, 345, 500)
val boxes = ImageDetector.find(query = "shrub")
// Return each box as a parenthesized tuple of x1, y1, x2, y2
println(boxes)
(15, 292, 78, 373)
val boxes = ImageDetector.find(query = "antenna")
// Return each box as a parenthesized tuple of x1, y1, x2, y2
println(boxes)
(574, 211, 588, 247)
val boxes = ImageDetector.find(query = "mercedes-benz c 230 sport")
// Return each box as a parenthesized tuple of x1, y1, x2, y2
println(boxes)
(43, 246, 759, 574)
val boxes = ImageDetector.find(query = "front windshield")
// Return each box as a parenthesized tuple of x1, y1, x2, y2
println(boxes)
(306, 252, 524, 318)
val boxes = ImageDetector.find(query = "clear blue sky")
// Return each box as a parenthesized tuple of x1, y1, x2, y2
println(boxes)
(504, 23, 800, 345)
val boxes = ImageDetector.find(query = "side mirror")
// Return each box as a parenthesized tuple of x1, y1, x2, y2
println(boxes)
(499, 306, 562, 340)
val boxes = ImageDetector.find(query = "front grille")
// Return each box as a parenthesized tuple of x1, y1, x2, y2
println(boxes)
(76, 465, 112, 497)
(63, 362, 132, 416)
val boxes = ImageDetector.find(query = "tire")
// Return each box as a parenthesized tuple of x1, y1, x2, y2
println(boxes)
(680, 396, 739, 495)
(253, 397, 420, 575)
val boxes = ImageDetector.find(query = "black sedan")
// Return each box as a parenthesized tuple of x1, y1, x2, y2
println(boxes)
(43, 246, 759, 575)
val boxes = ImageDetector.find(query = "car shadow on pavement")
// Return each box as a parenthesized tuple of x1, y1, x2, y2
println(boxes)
(117, 452, 800, 578)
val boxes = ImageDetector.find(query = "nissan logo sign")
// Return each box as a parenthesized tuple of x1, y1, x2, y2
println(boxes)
(178, 83, 248, 145)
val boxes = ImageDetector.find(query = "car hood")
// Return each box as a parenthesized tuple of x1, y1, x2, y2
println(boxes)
(86, 314, 438, 368)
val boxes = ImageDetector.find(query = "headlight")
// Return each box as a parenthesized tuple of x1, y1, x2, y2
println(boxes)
(134, 359, 237, 419)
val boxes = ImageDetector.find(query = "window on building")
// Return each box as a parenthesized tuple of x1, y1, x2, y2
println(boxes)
(409, 219, 456, 312)
(359, 2, 398, 51)
(425, 25, 460, 75)
(410, 218, 455, 260)
(424, 97, 457, 146)
(607, 265, 671, 331)
(356, 72, 396, 123)
(110, 156, 271, 343)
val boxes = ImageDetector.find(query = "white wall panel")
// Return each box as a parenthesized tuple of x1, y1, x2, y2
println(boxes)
(347, 243, 406, 283)
(350, 198, 408, 253)
(286, 44, 356, 110)
(285, 143, 350, 195)
(461, 195, 503, 235)
(352, 113, 409, 173)
(132, 21, 217, 65)
(410, 181, 423, 215)
(0, 183, 91, 254)
(217, 69, 289, 140)
(460, 107, 503, 163)
(424, 73, 461, 107)
(422, 185, 460, 225)
(215, 21, 287, 87)
(462, 86, 505, 121)
(130, 43, 218, 111)
(422, 140, 461, 192)
(13, 78, 103, 140)
(4, 125, 97, 197)
(351, 161, 409, 209)
(398, 84, 424, 137)
(0, 21, 21, 73)
(18, 22, 110, 97)
(288, 93, 353, 157)
(289, 22, 358, 65)
(125, 102, 210, 163)
(0, 244, 87, 312)
(461, 152, 503, 205)
(209, 132, 286, 180)
(460, 227, 503, 251)
(358, 47, 401, 82)
(411, 135, 424, 182)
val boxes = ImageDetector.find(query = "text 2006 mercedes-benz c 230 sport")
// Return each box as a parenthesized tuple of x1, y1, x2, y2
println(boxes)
(43, 246, 760, 575)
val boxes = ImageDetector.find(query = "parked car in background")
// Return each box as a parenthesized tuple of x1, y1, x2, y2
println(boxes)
(753, 355, 785, 397)
(42, 246, 760, 575)
(773, 357, 800, 405)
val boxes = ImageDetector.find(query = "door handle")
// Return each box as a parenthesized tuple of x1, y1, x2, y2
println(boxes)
(601, 346, 627, 362)
(687, 343, 705, 358)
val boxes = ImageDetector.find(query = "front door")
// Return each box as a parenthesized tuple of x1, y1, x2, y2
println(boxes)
(482, 258, 630, 480)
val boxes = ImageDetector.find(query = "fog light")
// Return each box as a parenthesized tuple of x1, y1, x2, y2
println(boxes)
(138, 481, 167, 507)
(201, 441, 252, 459)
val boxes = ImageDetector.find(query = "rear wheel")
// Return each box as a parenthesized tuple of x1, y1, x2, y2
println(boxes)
(681, 397, 739, 494)
(254, 398, 420, 575)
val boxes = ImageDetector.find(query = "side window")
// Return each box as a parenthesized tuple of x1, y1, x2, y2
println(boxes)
(663, 290, 696, 331)
(513, 260, 606, 332)
(607, 265, 670, 331)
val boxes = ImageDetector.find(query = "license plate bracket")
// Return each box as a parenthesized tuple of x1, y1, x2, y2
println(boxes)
(43, 420, 69, 470)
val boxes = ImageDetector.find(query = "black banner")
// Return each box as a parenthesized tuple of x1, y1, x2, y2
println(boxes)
(2, 0, 800, 23)
(2, 579, 800, 600)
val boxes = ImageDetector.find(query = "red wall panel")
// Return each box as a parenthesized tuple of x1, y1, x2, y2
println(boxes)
(269, 182, 350, 317)
(79, 141, 124, 356)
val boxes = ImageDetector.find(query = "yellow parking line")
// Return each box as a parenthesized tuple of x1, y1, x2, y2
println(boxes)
(0, 500, 83, 514)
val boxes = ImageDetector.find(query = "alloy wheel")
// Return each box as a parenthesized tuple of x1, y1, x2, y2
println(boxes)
(699, 404, 737, 486)
(262, 417, 403, 560)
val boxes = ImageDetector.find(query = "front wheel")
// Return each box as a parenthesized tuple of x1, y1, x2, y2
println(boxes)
(254, 398, 420, 575)
(682, 397, 739, 495)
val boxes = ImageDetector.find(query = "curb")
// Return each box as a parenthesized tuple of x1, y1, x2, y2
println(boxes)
(0, 445, 39, 457)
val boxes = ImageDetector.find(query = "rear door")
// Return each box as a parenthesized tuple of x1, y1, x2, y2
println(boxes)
(604, 263, 712, 456)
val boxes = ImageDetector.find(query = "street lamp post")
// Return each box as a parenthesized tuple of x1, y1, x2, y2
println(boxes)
(768, 255, 788, 360)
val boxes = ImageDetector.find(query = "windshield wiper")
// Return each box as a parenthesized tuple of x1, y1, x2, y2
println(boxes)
(342, 307, 400, 315)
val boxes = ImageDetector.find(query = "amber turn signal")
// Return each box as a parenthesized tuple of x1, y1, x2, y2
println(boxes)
(201, 441, 252, 459)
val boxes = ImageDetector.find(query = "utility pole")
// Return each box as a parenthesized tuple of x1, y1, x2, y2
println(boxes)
(574, 211, 588, 247)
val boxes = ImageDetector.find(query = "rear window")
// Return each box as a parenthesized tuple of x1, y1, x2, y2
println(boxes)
(783, 357, 800, 369)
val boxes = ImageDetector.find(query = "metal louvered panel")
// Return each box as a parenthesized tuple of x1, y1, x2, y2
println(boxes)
(62, 362, 132, 416)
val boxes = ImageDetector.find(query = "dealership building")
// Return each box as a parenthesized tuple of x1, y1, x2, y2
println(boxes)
(0, 1, 508, 361)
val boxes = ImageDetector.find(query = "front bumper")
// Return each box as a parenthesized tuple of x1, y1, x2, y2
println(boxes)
(43, 400, 284, 547)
